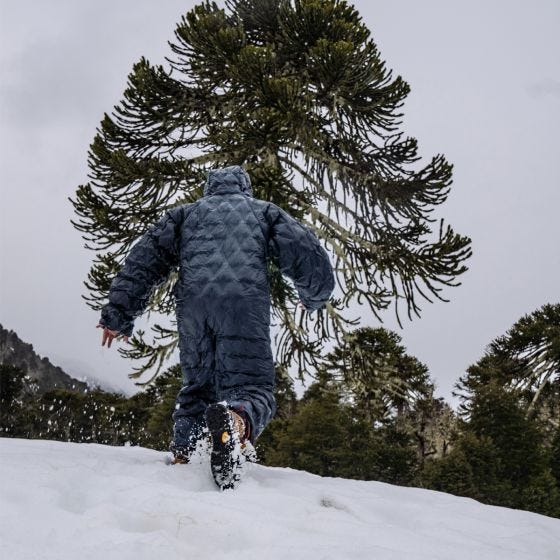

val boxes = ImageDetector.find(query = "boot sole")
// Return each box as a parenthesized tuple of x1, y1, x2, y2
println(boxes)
(205, 403, 242, 490)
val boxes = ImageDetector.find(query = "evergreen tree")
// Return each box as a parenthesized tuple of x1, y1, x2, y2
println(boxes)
(492, 303, 560, 420)
(519, 470, 560, 518)
(551, 429, 560, 486)
(430, 380, 560, 517)
(421, 308, 560, 518)
(0, 364, 27, 436)
(456, 303, 560, 429)
(263, 382, 377, 479)
(401, 392, 457, 465)
(467, 383, 547, 491)
(261, 374, 419, 484)
(325, 327, 432, 422)
(420, 434, 507, 507)
(143, 364, 183, 450)
(271, 364, 299, 420)
(71, 0, 471, 381)
(24, 389, 152, 446)
(419, 446, 477, 498)
(370, 420, 418, 485)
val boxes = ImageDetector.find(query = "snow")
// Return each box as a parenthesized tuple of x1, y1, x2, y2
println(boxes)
(0, 438, 559, 560)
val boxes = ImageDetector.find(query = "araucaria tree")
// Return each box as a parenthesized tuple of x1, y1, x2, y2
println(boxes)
(324, 327, 432, 421)
(456, 303, 560, 431)
(71, 0, 471, 380)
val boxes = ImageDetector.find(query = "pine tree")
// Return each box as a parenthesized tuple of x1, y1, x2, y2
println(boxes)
(402, 392, 457, 465)
(23, 389, 152, 446)
(467, 383, 547, 490)
(456, 303, 560, 432)
(370, 420, 418, 485)
(143, 364, 183, 449)
(71, 0, 471, 381)
(519, 470, 560, 518)
(420, 447, 477, 497)
(0, 364, 26, 436)
(551, 429, 560, 486)
(438, 380, 560, 516)
(262, 382, 378, 479)
(491, 304, 560, 419)
(325, 327, 432, 422)
(271, 364, 299, 420)
(260, 370, 421, 483)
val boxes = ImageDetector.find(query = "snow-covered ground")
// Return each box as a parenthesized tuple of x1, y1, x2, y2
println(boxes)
(0, 438, 558, 560)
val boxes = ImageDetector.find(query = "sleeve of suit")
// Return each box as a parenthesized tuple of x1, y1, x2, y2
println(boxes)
(99, 207, 184, 336)
(265, 203, 334, 311)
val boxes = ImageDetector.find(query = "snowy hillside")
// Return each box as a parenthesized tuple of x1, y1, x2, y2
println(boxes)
(1, 438, 558, 560)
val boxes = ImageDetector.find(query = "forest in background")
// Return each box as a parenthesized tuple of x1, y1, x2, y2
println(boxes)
(2, 303, 559, 519)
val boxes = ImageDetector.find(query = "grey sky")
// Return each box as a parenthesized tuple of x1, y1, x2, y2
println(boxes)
(1, 1, 558, 401)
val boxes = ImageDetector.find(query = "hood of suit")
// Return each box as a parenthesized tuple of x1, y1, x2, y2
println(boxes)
(203, 165, 253, 197)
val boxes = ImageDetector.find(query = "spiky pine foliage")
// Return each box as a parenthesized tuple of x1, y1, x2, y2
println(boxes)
(324, 327, 433, 422)
(456, 303, 560, 431)
(492, 303, 560, 417)
(71, 0, 471, 382)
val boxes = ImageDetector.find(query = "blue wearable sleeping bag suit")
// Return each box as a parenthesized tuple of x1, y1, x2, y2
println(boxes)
(100, 166, 334, 454)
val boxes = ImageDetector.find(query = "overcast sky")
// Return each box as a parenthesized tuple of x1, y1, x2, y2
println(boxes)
(1, 1, 559, 401)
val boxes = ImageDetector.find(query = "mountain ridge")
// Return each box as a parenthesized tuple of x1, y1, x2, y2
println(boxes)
(0, 323, 88, 393)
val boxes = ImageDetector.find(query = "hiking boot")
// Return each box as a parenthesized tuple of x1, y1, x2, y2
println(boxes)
(204, 403, 247, 490)
(169, 413, 206, 465)
(170, 454, 189, 465)
(231, 409, 247, 442)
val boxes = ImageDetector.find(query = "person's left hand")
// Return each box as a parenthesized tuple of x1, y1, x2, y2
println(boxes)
(96, 324, 129, 348)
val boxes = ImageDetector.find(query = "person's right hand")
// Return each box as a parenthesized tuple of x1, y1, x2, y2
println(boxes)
(96, 324, 129, 348)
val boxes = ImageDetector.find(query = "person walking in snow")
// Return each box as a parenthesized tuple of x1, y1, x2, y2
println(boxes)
(97, 165, 334, 488)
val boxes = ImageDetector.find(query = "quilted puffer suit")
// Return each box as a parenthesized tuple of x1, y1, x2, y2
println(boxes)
(100, 166, 334, 452)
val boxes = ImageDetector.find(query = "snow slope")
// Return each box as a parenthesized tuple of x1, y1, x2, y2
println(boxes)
(0, 438, 558, 560)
